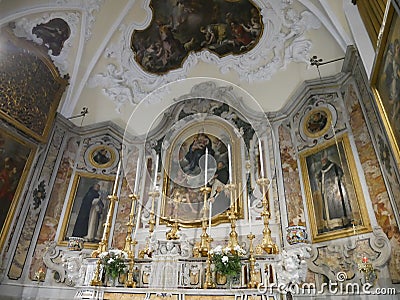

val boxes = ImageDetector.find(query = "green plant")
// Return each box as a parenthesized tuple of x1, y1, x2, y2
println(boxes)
(99, 249, 128, 279)
(209, 245, 246, 279)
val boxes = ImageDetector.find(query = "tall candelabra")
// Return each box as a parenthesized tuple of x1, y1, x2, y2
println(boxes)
(247, 233, 259, 288)
(138, 190, 158, 258)
(226, 183, 239, 249)
(255, 178, 278, 255)
(203, 236, 215, 289)
(90, 194, 119, 286)
(124, 193, 139, 288)
(166, 191, 181, 240)
(197, 186, 212, 257)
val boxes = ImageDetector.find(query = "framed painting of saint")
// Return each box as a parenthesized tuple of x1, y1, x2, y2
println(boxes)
(299, 134, 371, 242)
(58, 172, 115, 249)
(161, 118, 243, 227)
(0, 128, 36, 252)
(371, 1, 400, 168)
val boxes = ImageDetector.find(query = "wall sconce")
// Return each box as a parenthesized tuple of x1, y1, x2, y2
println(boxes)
(358, 256, 377, 285)
(34, 268, 46, 282)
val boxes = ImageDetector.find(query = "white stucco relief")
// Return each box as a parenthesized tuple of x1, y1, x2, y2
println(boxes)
(11, 0, 104, 76)
(88, 0, 321, 110)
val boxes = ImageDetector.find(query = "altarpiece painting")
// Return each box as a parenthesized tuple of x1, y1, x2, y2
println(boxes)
(161, 119, 243, 227)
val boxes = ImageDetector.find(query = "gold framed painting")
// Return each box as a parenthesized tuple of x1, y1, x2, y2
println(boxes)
(299, 134, 371, 242)
(0, 29, 68, 142)
(0, 128, 36, 252)
(371, 1, 400, 167)
(161, 118, 243, 227)
(58, 172, 115, 249)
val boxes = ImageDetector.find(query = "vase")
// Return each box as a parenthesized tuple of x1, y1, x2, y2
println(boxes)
(106, 274, 118, 287)
(216, 272, 227, 285)
(286, 225, 308, 245)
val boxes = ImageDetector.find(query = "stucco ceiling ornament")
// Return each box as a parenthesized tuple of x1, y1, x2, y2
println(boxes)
(12, 12, 79, 76)
(89, 0, 321, 109)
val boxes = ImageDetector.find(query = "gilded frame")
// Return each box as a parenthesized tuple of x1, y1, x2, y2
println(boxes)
(300, 134, 371, 242)
(0, 128, 36, 252)
(58, 172, 115, 249)
(370, 1, 400, 168)
(88, 145, 116, 169)
(303, 107, 332, 138)
(161, 118, 243, 228)
(0, 29, 68, 142)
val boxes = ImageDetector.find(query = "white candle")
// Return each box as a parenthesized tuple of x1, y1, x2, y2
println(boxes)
(248, 208, 252, 233)
(228, 144, 233, 183)
(208, 199, 212, 234)
(204, 148, 208, 186)
(112, 160, 121, 196)
(134, 156, 140, 194)
(153, 154, 159, 189)
(133, 203, 142, 240)
(258, 140, 265, 178)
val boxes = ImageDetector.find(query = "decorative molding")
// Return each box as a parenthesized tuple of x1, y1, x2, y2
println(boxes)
(12, 12, 79, 76)
(88, 0, 321, 110)
(307, 227, 391, 283)
(274, 244, 311, 286)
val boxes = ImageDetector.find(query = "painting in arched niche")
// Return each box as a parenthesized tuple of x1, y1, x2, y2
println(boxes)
(131, 0, 263, 74)
(161, 118, 243, 227)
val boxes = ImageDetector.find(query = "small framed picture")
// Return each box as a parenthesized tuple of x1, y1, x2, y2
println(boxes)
(303, 107, 332, 138)
(89, 145, 116, 168)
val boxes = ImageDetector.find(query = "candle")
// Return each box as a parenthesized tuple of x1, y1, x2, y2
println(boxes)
(208, 199, 212, 234)
(204, 148, 208, 186)
(112, 160, 121, 196)
(228, 144, 233, 183)
(258, 140, 265, 178)
(249, 207, 252, 233)
(134, 156, 140, 194)
(362, 256, 368, 263)
(153, 154, 159, 189)
(133, 203, 142, 240)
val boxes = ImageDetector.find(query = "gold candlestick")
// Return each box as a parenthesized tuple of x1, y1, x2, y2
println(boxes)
(124, 193, 139, 287)
(226, 183, 239, 249)
(90, 194, 119, 286)
(203, 236, 215, 289)
(166, 191, 181, 240)
(255, 178, 278, 255)
(197, 186, 212, 257)
(247, 233, 259, 288)
(125, 239, 138, 288)
(90, 259, 103, 286)
(92, 194, 119, 258)
(138, 190, 159, 258)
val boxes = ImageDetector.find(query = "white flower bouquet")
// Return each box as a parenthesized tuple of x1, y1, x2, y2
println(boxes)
(209, 245, 246, 279)
(99, 249, 128, 279)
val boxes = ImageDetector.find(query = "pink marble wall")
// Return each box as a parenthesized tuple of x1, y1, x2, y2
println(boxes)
(278, 126, 306, 226)
(345, 83, 400, 282)
(28, 137, 77, 280)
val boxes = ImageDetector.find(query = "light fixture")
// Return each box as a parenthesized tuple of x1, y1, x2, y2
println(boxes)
(310, 55, 345, 79)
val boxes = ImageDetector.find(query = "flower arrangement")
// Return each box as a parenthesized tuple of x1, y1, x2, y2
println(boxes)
(209, 245, 246, 279)
(99, 249, 128, 279)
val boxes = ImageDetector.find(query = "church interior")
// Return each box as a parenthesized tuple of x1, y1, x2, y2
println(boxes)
(0, 0, 400, 299)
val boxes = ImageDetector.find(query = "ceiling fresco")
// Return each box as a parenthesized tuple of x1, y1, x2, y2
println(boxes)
(131, 0, 263, 74)
(1, 0, 351, 126)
